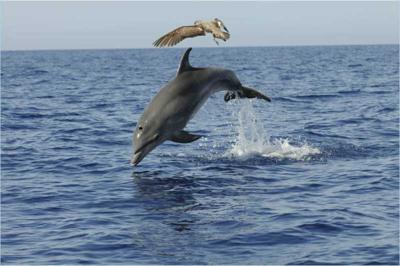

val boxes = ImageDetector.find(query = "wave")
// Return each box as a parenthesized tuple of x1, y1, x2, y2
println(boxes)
(226, 101, 320, 161)
(337, 89, 361, 95)
(348, 63, 363, 68)
(228, 137, 320, 161)
(294, 94, 338, 100)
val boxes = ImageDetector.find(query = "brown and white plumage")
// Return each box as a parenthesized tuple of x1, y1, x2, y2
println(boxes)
(153, 26, 206, 47)
(153, 18, 230, 47)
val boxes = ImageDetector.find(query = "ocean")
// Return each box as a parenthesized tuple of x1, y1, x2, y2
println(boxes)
(1, 45, 399, 264)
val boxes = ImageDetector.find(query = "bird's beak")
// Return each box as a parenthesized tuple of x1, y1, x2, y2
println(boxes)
(223, 25, 229, 33)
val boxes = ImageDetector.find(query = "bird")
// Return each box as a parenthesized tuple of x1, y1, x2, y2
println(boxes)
(153, 18, 230, 47)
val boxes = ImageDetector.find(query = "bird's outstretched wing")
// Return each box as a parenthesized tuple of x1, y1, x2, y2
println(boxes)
(153, 26, 205, 47)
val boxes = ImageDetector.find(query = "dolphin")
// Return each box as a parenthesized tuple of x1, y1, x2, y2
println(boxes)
(131, 48, 270, 166)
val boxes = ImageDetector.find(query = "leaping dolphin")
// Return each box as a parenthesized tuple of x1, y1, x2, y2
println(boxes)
(131, 48, 271, 166)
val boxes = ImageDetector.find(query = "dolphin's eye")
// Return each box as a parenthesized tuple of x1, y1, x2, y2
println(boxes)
(138, 126, 143, 130)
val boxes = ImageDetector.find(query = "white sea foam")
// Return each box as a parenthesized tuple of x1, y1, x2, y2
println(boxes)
(227, 101, 321, 161)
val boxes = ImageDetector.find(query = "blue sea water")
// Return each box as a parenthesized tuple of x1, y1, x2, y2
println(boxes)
(1, 45, 399, 264)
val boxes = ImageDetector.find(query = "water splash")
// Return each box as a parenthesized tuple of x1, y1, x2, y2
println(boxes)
(227, 101, 321, 161)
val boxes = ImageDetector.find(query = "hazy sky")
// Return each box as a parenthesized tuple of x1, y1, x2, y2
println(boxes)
(2, 1, 399, 50)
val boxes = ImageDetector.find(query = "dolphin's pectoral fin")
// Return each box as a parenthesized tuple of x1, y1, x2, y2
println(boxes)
(170, 130, 202, 143)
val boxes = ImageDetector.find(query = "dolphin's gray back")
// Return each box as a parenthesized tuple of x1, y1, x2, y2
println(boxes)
(139, 67, 240, 131)
(177, 67, 240, 93)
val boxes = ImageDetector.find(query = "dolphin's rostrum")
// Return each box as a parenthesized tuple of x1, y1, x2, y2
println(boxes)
(131, 48, 271, 166)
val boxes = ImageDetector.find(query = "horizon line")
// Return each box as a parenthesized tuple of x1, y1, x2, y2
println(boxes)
(1, 43, 398, 53)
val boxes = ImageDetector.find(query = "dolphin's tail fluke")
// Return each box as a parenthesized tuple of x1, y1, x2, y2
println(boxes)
(224, 86, 271, 102)
(241, 86, 271, 102)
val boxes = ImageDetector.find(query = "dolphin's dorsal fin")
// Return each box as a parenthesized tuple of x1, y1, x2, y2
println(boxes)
(177, 48, 193, 75)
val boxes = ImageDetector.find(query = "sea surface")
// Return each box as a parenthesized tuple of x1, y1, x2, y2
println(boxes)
(1, 45, 399, 264)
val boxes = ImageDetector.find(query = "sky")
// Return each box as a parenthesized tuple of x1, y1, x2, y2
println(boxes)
(1, 1, 399, 51)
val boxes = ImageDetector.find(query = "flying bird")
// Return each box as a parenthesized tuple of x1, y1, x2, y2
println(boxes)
(153, 18, 230, 47)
